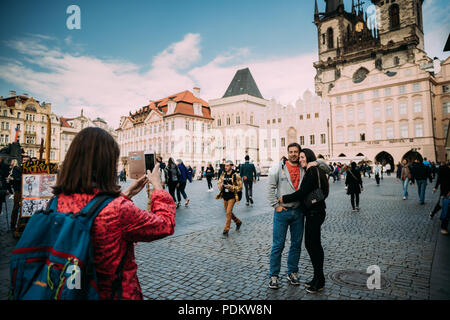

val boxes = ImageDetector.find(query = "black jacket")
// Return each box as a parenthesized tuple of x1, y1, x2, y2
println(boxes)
(435, 165, 450, 196)
(345, 168, 363, 194)
(410, 162, 432, 183)
(282, 166, 329, 214)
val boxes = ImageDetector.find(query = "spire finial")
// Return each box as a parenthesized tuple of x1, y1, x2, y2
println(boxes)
(314, 0, 319, 15)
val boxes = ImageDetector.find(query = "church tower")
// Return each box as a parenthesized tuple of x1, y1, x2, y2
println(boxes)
(313, 0, 429, 98)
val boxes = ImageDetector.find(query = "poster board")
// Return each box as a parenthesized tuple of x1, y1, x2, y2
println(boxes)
(19, 160, 58, 219)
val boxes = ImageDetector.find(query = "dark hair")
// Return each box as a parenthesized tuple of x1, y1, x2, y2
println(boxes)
(300, 148, 316, 163)
(287, 142, 301, 153)
(52, 127, 121, 196)
(168, 157, 176, 167)
(351, 161, 357, 169)
(245, 155, 250, 161)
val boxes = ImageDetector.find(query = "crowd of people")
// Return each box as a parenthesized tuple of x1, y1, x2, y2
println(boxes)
(6, 126, 450, 300)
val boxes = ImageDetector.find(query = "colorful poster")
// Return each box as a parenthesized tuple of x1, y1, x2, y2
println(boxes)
(21, 198, 50, 217)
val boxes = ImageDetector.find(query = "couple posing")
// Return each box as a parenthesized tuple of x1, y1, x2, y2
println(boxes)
(267, 143, 330, 293)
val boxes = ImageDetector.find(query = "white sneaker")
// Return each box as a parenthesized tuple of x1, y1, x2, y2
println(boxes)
(441, 229, 449, 235)
(403, 197, 406, 200)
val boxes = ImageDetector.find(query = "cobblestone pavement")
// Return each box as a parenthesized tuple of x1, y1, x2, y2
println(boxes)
(0, 175, 446, 300)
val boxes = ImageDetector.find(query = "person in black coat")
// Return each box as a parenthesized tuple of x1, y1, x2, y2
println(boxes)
(279, 148, 329, 294)
(345, 162, 363, 212)
(431, 161, 450, 218)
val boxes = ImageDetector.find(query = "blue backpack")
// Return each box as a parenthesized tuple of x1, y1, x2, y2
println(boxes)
(9, 194, 126, 300)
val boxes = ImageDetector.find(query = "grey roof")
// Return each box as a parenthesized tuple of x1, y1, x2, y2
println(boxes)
(222, 68, 264, 99)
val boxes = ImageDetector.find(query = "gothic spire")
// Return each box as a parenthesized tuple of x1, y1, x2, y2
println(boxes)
(314, 0, 319, 15)
(352, 0, 356, 14)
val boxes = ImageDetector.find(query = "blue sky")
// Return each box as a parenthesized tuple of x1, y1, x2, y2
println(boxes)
(0, 0, 448, 127)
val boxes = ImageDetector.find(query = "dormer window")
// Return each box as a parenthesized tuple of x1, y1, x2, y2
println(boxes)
(168, 99, 176, 114)
(193, 102, 202, 116)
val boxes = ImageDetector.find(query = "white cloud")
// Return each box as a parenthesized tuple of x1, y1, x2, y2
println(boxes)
(0, 33, 316, 129)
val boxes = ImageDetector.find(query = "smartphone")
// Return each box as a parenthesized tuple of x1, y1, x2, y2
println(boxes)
(145, 153, 155, 173)
(128, 151, 145, 179)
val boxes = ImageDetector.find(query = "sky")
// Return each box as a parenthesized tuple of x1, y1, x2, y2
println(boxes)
(0, 0, 448, 128)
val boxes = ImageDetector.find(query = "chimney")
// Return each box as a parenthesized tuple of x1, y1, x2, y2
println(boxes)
(9, 90, 16, 97)
(193, 87, 200, 98)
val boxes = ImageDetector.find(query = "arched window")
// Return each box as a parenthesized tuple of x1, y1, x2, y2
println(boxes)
(416, 2, 422, 30)
(389, 4, 400, 30)
(346, 25, 351, 42)
(327, 27, 334, 49)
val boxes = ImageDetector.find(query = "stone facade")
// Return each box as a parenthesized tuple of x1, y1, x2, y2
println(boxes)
(313, 0, 447, 165)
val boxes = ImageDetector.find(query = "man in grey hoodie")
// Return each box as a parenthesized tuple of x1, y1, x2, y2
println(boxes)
(267, 143, 330, 289)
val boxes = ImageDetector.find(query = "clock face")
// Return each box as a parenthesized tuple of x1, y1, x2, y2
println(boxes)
(355, 22, 364, 32)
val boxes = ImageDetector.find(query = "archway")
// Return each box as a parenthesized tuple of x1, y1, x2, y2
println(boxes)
(338, 153, 346, 157)
(375, 151, 394, 172)
(402, 150, 423, 164)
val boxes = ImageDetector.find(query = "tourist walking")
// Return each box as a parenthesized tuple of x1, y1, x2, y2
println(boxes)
(239, 155, 257, 206)
(165, 157, 181, 204)
(410, 158, 432, 205)
(278, 148, 330, 294)
(374, 162, 382, 186)
(216, 160, 243, 237)
(345, 162, 363, 212)
(8, 159, 22, 230)
(431, 161, 450, 222)
(256, 163, 261, 181)
(400, 159, 412, 200)
(176, 159, 192, 208)
(205, 163, 215, 192)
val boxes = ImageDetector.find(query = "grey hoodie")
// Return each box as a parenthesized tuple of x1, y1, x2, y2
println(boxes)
(267, 160, 331, 209)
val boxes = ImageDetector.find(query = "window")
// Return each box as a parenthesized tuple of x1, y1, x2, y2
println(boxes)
(373, 106, 381, 118)
(443, 101, 450, 114)
(348, 129, 354, 142)
(307, 114, 311, 119)
(336, 110, 343, 122)
(386, 126, 394, 139)
(272, 138, 276, 148)
(358, 107, 365, 120)
(17, 112, 21, 119)
(193, 121, 196, 131)
(186, 120, 190, 130)
(281, 137, 286, 147)
(320, 134, 326, 144)
(299, 115, 304, 120)
(278, 118, 281, 123)
(250, 115, 254, 124)
(389, 4, 400, 30)
(400, 124, 408, 138)
(272, 119, 276, 124)
(413, 100, 422, 113)
(413, 82, 421, 92)
(158, 124, 161, 132)
(385, 104, 393, 117)
(322, 34, 326, 45)
(443, 85, 450, 93)
(399, 101, 407, 114)
(171, 120, 175, 130)
(2, 110, 6, 117)
(347, 108, 354, 120)
(394, 56, 400, 66)
(315, 113, 319, 118)
(373, 90, 379, 98)
(384, 88, 391, 97)
(165, 122, 169, 131)
(185, 140, 190, 153)
(347, 94, 353, 102)
(357, 93, 364, 101)
(226, 117, 231, 126)
(336, 130, 344, 143)
(415, 123, 423, 137)
(374, 127, 382, 140)
(336, 96, 341, 104)
(310, 135, 315, 145)
(299, 136, 305, 145)
(50, 151, 55, 161)
(264, 139, 268, 149)
(399, 85, 406, 94)
(360, 133, 366, 141)
(327, 27, 334, 49)
(267, 120, 270, 124)
(236, 114, 240, 124)
(217, 119, 221, 127)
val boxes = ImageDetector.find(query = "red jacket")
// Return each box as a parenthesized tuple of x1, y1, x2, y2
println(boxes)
(56, 189, 176, 300)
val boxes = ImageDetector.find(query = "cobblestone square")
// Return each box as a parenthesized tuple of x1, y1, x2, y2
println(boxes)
(1, 175, 448, 300)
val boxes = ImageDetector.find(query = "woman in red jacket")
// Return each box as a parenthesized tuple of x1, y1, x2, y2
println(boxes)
(52, 127, 176, 300)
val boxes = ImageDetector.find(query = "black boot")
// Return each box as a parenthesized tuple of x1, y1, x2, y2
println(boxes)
(306, 275, 325, 293)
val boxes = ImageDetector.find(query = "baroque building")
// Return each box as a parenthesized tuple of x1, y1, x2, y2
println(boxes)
(313, 0, 448, 165)
(116, 89, 214, 173)
(0, 91, 60, 161)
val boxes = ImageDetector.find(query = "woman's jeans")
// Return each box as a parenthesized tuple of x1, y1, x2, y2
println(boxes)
(350, 193, 359, 209)
(305, 210, 326, 281)
(176, 181, 188, 202)
(269, 207, 304, 278)
(402, 178, 409, 198)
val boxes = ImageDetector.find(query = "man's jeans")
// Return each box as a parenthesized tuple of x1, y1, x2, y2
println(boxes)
(402, 178, 409, 198)
(269, 207, 304, 277)
(244, 179, 253, 202)
(416, 179, 427, 204)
